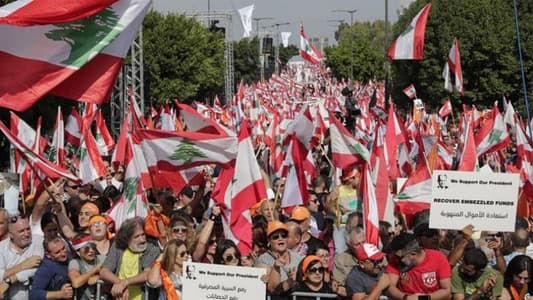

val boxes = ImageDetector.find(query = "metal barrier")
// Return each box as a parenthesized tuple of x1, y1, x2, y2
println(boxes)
(290, 291, 338, 299)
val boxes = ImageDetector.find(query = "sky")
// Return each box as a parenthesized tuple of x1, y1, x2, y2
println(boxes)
(152, 0, 416, 46)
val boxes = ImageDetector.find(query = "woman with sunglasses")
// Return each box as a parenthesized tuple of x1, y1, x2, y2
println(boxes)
(68, 235, 103, 300)
(191, 205, 222, 263)
(147, 239, 189, 300)
(292, 255, 336, 300)
(256, 221, 303, 298)
(501, 255, 533, 300)
(214, 239, 241, 266)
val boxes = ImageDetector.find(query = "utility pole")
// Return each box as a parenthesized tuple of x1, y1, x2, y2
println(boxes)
(333, 9, 357, 79)
(272, 22, 290, 75)
(253, 17, 273, 81)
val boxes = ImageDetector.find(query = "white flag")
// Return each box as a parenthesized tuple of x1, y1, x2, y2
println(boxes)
(238, 4, 254, 38)
(281, 32, 291, 47)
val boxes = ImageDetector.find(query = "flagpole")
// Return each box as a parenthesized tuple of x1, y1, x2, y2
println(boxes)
(513, 0, 532, 137)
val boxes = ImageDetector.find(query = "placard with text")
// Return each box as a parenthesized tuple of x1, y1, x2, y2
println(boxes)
(429, 170, 519, 232)
(182, 261, 267, 300)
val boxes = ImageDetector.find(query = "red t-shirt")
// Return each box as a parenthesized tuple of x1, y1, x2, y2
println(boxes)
(386, 249, 452, 294)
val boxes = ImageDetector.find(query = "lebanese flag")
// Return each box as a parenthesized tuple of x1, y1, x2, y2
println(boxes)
(10, 112, 47, 173)
(402, 84, 417, 99)
(0, 0, 151, 111)
(137, 129, 238, 172)
(395, 132, 432, 217)
(280, 136, 308, 207)
(0, 120, 78, 181)
(445, 38, 464, 96)
(361, 164, 380, 246)
(300, 24, 321, 65)
(212, 119, 267, 255)
(78, 129, 108, 184)
(65, 107, 82, 148)
(385, 104, 406, 179)
(329, 112, 370, 167)
(388, 3, 432, 60)
(370, 124, 394, 221)
(504, 100, 517, 128)
(515, 118, 533, 163)
(475, 103, 510, 156)
(176, 102, 234, 136)
(457, 118, 478, 171)
(107, 136, 149, 228)
(438, 99, 452, 118)
(95, 110, 115, 156)
(0, 0, 117, 26)
(50, 106, 65, 167)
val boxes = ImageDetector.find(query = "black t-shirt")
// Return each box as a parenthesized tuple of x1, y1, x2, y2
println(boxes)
(292, 281, 334, 300)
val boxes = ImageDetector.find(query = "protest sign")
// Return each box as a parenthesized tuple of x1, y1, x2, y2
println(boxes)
(182, 261, 266, 300)
(429, 170, 519, 232)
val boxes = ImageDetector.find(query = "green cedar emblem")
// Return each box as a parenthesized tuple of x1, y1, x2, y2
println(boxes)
(79, 147, 87, 162)
(169, 139, 208, 164)
(48, 146, 57, 161)
(124, 177, 138, 213)
(45, 8, 123, 68)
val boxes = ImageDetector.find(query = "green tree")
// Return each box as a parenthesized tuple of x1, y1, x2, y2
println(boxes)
(233, 37, 260, 84)
(390, 0, 531, 114)
(142, 11, 225, 104)
(325, 20, 387, 81)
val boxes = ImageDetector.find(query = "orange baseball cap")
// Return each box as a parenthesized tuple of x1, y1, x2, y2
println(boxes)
(290, 206, 310, 221)
(267, 221, 288, 237)
(301, 255, 322, 274)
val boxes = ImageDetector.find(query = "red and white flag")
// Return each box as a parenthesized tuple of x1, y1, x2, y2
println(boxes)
(65, 107, 82, 148)
(137, 129, 238, 172)
(0, 0, 151, 111)
(212, 119, 267, 255)
(475, 103, 510, 156)
(361, 164, 380, 246)
(78, 129, 108, 184)
(457, 118, 478, 171)
(388, 3, 432, 60)
(107, 136, 149, 228)
(402, 84, 417, 100)
(95, 111, 115, 156)
(329, 112, 370, 167)
(0, 120, 78, 181)
(300, 24, 321, 65)
(50, 107, 65, 167)
(0, 0, 117, 26)
(438, 99, 452, 118)
(443, 38, 464, 95)
(176, 102, 234, 136)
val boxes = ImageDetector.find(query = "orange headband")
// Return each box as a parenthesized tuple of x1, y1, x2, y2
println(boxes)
(301, 255, 322, 274)
(88, 215, 107, 226)
(81, 202, 100, 216)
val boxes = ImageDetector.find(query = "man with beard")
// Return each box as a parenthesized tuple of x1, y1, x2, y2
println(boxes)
(386, 232, 451, 300)
(101, 217, 160, 300)
(0, 214, 44, 300)
(29, 237, 73, 299)
(345, 243, 390, 300)
(451, 248, 503, 300)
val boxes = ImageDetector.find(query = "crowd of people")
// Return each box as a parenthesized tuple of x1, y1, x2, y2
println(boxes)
(0, 148, 531, 300)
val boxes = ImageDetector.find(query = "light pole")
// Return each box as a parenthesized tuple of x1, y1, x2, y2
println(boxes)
(333, 9, 357, 79)
(272, 22, 290, 75)
(253, 17, 273, 81)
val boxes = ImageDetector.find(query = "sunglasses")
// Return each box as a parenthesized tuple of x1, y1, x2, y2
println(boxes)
(81, 245, 97, 253)
(67, 185, 79, 189)
(224, 254, 237, 262)
(178, 251, 188, 258)
(208, 239, 218, 246)
(307, 266, 325, 274)
(369, 258, 384, 267)
(388, 232, 395, 237)
(485, 233, 503, 239)
(172, 226, 188, 234)
(270, 232, 288, 240)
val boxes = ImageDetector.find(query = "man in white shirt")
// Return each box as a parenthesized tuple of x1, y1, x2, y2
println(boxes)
(0, 214, 44, 300)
